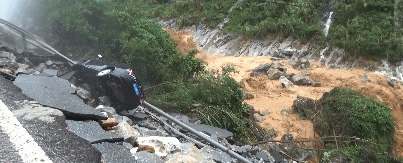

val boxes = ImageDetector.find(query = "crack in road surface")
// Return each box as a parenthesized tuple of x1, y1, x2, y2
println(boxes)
(0, 99, 52, 163)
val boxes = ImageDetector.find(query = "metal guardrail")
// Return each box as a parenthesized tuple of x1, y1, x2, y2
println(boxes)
(0, 18, 77, 65)
(143, 101, 253, 163)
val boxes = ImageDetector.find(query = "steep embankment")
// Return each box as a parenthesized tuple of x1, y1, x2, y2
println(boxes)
(166, 29, 403, 156)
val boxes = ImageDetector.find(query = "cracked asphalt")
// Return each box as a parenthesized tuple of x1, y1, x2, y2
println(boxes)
(0, 76, 102, 163)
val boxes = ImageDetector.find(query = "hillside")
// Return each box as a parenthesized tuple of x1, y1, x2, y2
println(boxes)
(166, 29, 403, 157)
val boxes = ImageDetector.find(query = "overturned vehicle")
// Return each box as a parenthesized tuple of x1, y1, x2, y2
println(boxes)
(0, 19, 145, 112)
(70, 58, 145, 111)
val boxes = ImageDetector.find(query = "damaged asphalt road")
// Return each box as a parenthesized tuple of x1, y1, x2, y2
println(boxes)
(0, 76, 102, 163)
(13, 74, 107, 120)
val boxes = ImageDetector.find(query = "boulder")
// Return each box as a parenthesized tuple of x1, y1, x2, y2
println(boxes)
(243, 92, 254, 99)
(289, 57, 310, 70)
(292, 96, 316, 119)
(251, 63, 271, 76)
(254, 113, 262, 122)
(281, 47, 297, 57)
(258, 108, 270, 116)
(360, 75, 371, 83)
(387, 78, 402, 88)
(267, 68, 286, 80)
(291, 72, 313, 86)
(279, 76, 297, 88)
(267, 62, 287, 80)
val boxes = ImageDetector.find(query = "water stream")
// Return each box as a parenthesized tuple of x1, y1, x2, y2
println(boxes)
(323, 11, 334, 36)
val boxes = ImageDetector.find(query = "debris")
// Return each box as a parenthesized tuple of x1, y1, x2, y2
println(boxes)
(137, 145, 155, 153)
(99, 118, 119, 130)
(254, 113, 263, 122)
(66, 120, 123, 144)
(251, 63, 272, 76)
(243, 92, 254, 99)
(13, 74, 107, 120)
(361, 75, 371, 83)
(136, 136, 180, 157)
(279, 76, 297, 88)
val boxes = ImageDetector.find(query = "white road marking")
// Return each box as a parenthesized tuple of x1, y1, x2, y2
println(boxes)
(0, 99, 52, 163)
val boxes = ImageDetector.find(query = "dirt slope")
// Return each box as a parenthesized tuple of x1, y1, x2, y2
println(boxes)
(166, 29, 403, 156)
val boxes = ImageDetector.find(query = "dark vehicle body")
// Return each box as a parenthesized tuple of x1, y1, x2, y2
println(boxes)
(72, 58, 145, 111)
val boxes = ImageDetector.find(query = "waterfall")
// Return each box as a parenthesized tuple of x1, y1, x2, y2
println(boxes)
(323, 11, 334, 36)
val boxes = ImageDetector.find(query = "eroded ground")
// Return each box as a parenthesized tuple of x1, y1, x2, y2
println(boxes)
(166, 29, 403, 156)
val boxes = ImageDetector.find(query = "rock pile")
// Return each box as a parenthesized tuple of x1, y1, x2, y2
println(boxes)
(251, 62, 319, 88)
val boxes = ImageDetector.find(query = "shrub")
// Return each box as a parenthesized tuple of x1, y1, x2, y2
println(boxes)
(315, 87, 395, 146)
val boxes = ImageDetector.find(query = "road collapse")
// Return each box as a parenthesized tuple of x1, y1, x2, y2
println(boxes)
(0, 18, 314, 162)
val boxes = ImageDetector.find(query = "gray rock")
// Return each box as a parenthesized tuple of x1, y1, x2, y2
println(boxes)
(279, 76, 296, 88)
(289, 55, 311, 69)
(0, 58, 12, 66)
(388, 78, 402, 88)
(184, 122, 233, 139)
(45, 60, 53, 66)
(0, 51, 16, 62)
(124, 136, 138, 147)
(251, 63, 272, 76)
(267, 68, 286, 80)
(291, 72, 313, 86)
(132, 112, 150, 120)
(243, 92, 254, 99)
(95, 105, 116, 117)
(254, 113, 262, 122)
(201, 146, 235, 163)
(34, 63, 47, 72)
(361, 75, 371, 83)
(39, 69, 58, 77)
(292, 96, 316, 119)
(14, 75, 107, 120)
(281, 47, 297, 56)
(259, 108, 270, 116)
(137, 136, 180, 157)
(166, 143, 215, 163)
(66, 120, 124, 144)
(92, 142, 137, 163)
(271, 62, 287, 72)
(76, 88, 91, 100)
(282, 108, 290, 115)
(256, 150, 275, 162)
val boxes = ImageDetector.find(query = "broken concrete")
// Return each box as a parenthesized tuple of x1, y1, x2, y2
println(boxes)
(92, 142, 137, 163)
(66, 120, 124, 144)
(13, 74, 106, 120)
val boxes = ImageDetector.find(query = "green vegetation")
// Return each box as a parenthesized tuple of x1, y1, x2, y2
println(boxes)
(134, 0, 403, 61)
(299, 87, 397, 162)
(328, 0, 403, 62)
(11, 0, 274, 142)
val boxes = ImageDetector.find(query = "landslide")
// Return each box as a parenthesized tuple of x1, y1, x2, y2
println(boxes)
(166, 29, 403, 157)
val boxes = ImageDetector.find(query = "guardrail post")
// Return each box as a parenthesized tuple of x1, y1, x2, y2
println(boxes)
(21, 33, 27, 52)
